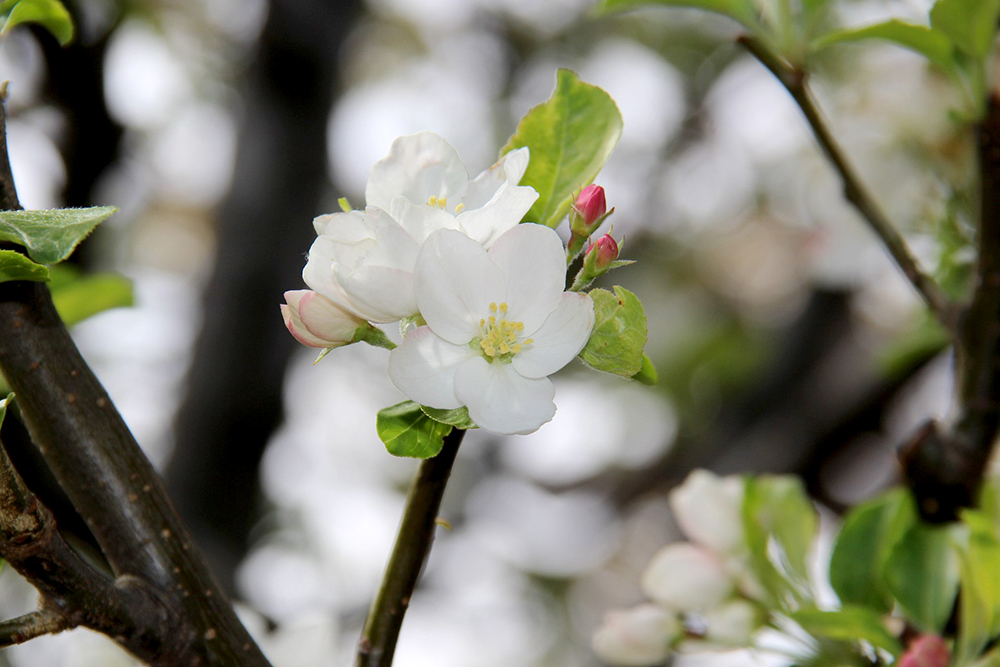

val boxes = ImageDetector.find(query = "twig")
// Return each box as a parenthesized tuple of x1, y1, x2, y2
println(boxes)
(0, 100, 272, 664)
(739, 35, 956, 330)
(0, 611, 68, 648)
(355, 428, 465, 667)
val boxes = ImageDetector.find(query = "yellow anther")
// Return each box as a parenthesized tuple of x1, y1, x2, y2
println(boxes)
(439, 197, 447, 208)
(479, 318, 485, 326)
(489, 302, 497, 313)
(524, 338, 533, 345)
(455, 203, 465, 213)
(516, 322, 524, 331)
(512, 344, 522, 353)
(428, 196, 438, 206)
(499, 302, 508, 313)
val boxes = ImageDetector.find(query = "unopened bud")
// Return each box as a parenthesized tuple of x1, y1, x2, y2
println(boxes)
(586, 234, 619, 271)
(900, 635, 950, 667)
(573, 184, 607, 229)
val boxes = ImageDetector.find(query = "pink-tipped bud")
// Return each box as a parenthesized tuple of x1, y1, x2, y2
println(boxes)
(281, 290, 367, 349)
(576, 184, 607, 225)
(587, 234, 619, 271)
(900, 635, 950, 667)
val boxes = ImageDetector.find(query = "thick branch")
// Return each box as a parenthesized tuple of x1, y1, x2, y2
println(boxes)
(0, 101, 272, 665)
(739, 35, 955, 329)
(355, 428, 465, 667)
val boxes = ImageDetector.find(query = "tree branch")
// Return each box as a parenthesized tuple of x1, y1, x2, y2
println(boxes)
(0, 611, 68, 648)
(739, 35, 956, 330)
(355, 428, 465, 667)
(0, 101, 272, 664)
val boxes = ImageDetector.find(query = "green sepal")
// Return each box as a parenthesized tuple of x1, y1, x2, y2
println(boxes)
(376, 401, 453, 459)
(632, 352, 658, 385)
(354, 324, 396, 350)
(578, 286, 646, 377)
(500, 69, 622, 229)
(0, 249, 49, 283)
(0, 206, 116, 265)
(420, 405, 477, 430)
(0, 0, 73, 45)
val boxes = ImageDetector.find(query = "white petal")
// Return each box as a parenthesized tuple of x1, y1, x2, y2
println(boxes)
(293, 290, 364, 341)
(454, 358, 555, 435)
(457, 183, 539, 248)
(387, 327, 477, 409)
(463, 147, 530, 210)
(641, 543, 734, 611)
(670, 470, 746, 554)
(415, 229, 505, 345)
(488, 223, 565, 333)
(391, 197, 461, 244)
(512, 292, 594, 378)
(366, 132, 469, 211)
(591, 604, 679, 667)
(302, 235, 354, 308)
(336, 265, 417, 323)
(703, 600, 763, 646)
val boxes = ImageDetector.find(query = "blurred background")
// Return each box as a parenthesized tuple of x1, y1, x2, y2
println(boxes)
(0, 0, 973, 664)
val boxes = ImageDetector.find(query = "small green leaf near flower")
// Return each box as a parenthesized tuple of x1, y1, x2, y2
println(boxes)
(377, 401, 452, 459)
(0, 249, 49, 283)
(578, 286, 647, 377)
(420, 405, 477, 430)
(929, 0, 1000, 60)
(50, 273, 133, 327)
(0, 0, 73, 45)
(884, 522, 961, 633)
(0, 206, 116, 265)
(810, 20, 956, 72)
(789, 607, 903, 657)
(501, 69, 622, 229)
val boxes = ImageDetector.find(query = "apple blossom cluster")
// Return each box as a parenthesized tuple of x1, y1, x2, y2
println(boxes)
(592, 470, 767, 665)
(282, 132, 599, 435)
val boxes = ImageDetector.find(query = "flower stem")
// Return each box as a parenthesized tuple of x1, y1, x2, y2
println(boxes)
(355, 427, 465, 667)
(739, 34, 957, 331)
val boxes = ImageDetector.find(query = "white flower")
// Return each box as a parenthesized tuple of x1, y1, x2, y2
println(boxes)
(387, 223, 595, 435)
(280, 290, 368, 348)
(701, 599, 763, 647)
(591, 604, 680, 666)
(669, 469, 746, 555)
(641, 543, 734, 612)
(303, 132, 538, 322)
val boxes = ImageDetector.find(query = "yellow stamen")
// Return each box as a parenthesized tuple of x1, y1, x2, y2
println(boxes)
(455, 203, 465, 213)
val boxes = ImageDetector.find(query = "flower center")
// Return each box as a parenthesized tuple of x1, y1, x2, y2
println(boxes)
(426, 196, 464, 213)
(475, 302, 532, 362)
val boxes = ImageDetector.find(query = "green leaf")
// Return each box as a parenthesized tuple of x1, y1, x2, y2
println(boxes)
(1, 0, 73, 45)
(632, 352, 658, 385)
(790, 606, 903, 657)
(974, 646, 1000, 667)
(829, 488, 916, 613)
(742, 475, 818, 607)
(884, 522, 961, 633)
(594, 0, 758, 28)
(0, 249, 48, 282)
(930, 0, 1000, 60)
(51, 273, 133, 327)
(377, 401, 452, 459)
(0, 206, 115, 265)
(955, 510, 1000, 665)
(501, 69, 622, 229)
(420, 405, 477, 430)
(810, 20, 956, 71)
(578, 286, 647, 377)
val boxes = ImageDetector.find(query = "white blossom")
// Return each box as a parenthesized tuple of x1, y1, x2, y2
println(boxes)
(641, 543, 734, 612)
(387, 223, 594, 435)
(591, 604, 680, 666)
(303, 132, 538, 322)
(669, 469, 746, 554)
(701, 599, 763, 647)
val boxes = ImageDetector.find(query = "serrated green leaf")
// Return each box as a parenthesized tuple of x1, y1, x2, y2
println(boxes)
(955, 510, 1000, 665)
(632, 352, 658, 385)
(829, 488, 916, 613)
(1, 0, 73, 45)
(790, 606, 903, 657)
(377, 401, 452, 459)
(501, 69, 622, 229)
(0, 206, 115, 265)
(420, 405, 477, 430)
(742, 475, 818, 607)
(578, 286, 646, 377)
(930, 0, 1000, 60)
(594, 0, 758, 28)
(811, 20, 956, 71)
(885, 522, 961, 633)
(0, 249, 48, 282)
(51, 273, 133, 327)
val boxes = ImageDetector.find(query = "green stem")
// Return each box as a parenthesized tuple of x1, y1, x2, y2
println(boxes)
(739, 35, 956, 331)
(355, 428, 465, 667)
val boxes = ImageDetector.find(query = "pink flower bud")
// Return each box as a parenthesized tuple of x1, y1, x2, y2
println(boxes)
(281, 290, 367, 348)
(900, 636, 950, 667)
(587, 234, 619, 271)
(575, 184, 607, 226)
